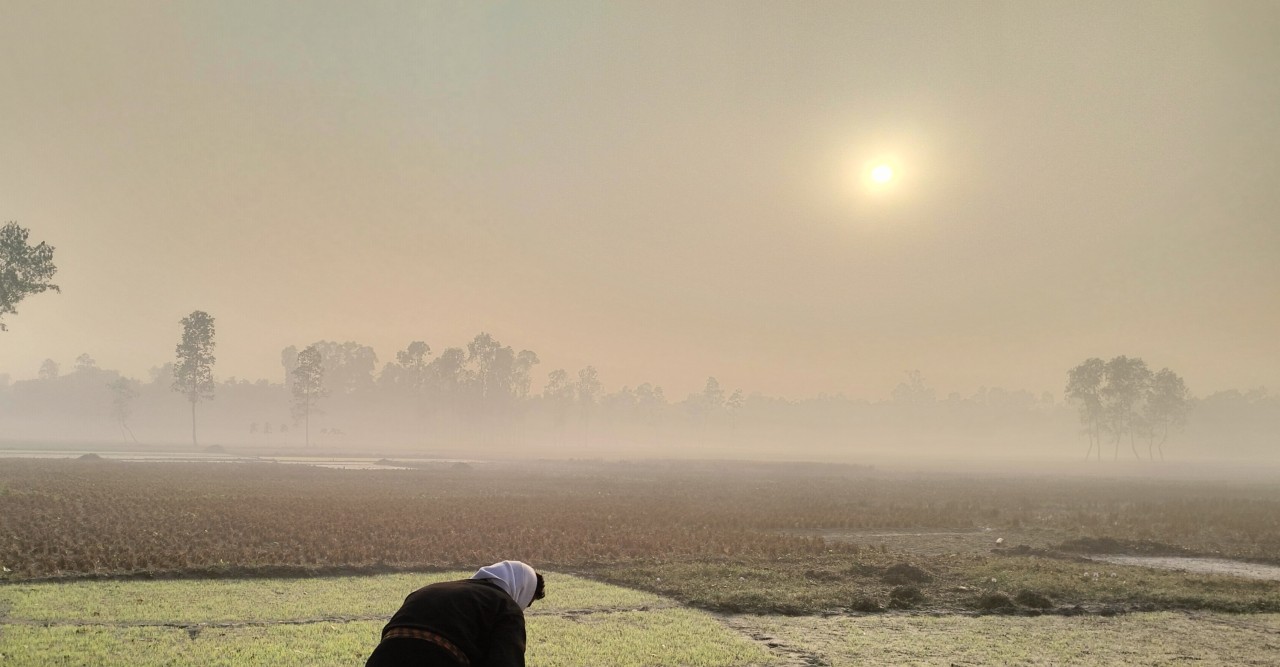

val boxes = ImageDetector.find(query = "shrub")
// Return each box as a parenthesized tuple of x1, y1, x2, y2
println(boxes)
(1015, 590, 1053, 609)
(975, 592, 1015, 611)
(849, 595, 883, 613)
(888, 585, 925, 609)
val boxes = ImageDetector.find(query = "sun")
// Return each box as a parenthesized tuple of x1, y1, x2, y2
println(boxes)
(870, 163, 894, 184)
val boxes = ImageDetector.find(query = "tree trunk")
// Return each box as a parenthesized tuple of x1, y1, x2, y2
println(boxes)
(191, 401, 198, 448)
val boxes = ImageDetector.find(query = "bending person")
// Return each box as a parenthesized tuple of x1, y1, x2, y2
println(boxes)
(366, 560, 546, 667)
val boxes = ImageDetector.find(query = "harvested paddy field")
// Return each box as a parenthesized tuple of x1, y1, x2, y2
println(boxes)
(3, 458, 1279, 664)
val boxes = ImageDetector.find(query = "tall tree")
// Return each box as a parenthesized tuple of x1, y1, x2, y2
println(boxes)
(37, 358, 59, 381)
(1066, 358, 1106, 460)
(305, 341, 378, 395)
(577, 366, 602, 424)
(395, 341, 432, 394)
(634, 383, 666, 425)
(543, 369, 576, 427)
(1100, 356, 1152, 460)
(1142, 368, 1191, 461)
(512, 350, 540, 400)
(428, 347, 468, 418)
(172, 310, 215, 447)
(0, 222, 59, 331)
(393, 341, 432, 421)
(291, 344, 327, 447)
(108, 377, 140, 443)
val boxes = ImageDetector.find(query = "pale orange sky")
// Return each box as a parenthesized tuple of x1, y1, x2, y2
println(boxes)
(1, 1, 1277, 400)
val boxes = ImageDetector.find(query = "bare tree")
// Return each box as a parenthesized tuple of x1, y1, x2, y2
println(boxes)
(172, 311, 215, 447)
(0, 222, 59, 331)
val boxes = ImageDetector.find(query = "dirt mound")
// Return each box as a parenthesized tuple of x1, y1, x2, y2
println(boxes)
(881, 562, 932, 585)
(1056, 537, 1196, 557)
(1015, 590, 1054, 609)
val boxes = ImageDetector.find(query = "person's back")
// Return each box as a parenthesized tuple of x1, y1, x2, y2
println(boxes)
(366, 561, 545, 667)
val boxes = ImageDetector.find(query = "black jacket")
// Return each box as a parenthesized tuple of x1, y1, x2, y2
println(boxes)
(366, 578, 526, 667)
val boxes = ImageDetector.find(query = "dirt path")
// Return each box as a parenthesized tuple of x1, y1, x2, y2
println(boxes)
(1086, 555, 1280, 581)
(722, 615, 830, 667)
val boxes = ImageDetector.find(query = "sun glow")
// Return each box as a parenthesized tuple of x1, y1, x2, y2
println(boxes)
(871, 163, 894, 184)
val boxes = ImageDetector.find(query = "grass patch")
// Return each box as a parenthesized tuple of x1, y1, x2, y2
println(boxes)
(0, 572, 668, 624)
(0, 574, 768, 667)
(591, 551, 1280, 615)
(588, 556, 891, 614)
(530, 609, 778, 667)
(741, 612, 1280, 666)
(0, 623, 380, 666)
(956, 557, 1280, 612)
(0, 611, 774, 667)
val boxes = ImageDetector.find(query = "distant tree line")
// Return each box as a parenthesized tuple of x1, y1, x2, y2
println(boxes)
(3, 338, 1275, 459)
(0, 223, 1270, 458)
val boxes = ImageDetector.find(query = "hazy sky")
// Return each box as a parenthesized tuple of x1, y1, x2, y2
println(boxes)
(2, 1, 1277, 399)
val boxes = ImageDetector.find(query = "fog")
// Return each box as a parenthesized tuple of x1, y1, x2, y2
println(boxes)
(1, 2, 1277, 464)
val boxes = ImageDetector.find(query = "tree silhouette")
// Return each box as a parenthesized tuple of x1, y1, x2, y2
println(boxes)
(1142, 368, 1191, 460)
(172, 311, 215, 447)
(543, 369, 576, 428)
(577, 366, 602, 426)
(1100, 356, 1152, 460)
(1066, 358, 1106, 460)
(0, 222, 59, 331)
(37, 359, 59, 381)
(108, 377, 140, 443)
(291, 344, 327, 447)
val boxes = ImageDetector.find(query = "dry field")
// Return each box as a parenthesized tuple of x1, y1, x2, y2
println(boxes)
(2, 457, 1279, 618)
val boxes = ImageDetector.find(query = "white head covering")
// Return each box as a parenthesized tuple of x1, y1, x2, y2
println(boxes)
(471, 560, 539, 609)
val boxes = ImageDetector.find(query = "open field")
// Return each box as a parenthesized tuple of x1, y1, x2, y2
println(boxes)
(3, 458, 1279, 614)
(3, 458, 1280, 664)
(2, 573, 1277, 666)
(0, 572, 772, 667)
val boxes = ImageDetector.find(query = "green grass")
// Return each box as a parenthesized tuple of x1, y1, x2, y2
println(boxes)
(4, 571, 1279, 666)
(589, 551, 1280, 614)
(530, 610, 777, 667)
(741, 612, 1280, 666)
(0, 571, 668, 624)
(954, 556, 1280, 612)
(0, 623, 380, 666)
(0, 573, 768, 667)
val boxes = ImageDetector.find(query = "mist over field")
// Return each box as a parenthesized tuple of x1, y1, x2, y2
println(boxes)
(1, 339, 1277, 465)
(2, 1, 1277, 467)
